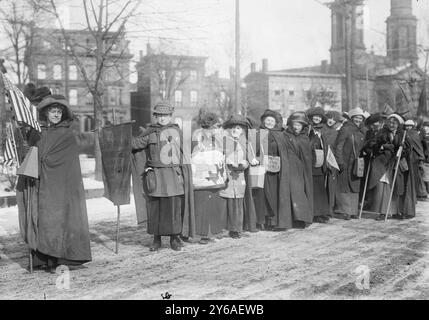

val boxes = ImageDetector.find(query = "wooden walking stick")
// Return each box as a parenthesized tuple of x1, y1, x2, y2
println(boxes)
(359, 156, 372, 220)
(384, 130, 407, 222)
(115, 205, 121, 254)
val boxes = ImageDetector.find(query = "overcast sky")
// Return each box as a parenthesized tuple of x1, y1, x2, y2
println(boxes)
(2, 0, 429, 82)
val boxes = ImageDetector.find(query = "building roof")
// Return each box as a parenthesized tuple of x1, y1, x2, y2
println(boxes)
(266, 70, 344, 78)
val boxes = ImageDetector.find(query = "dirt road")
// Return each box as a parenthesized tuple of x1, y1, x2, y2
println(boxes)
(0, 198, 428, 300)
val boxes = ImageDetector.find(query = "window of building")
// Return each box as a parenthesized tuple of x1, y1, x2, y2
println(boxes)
(174, 90, 182, 107)
(274, 90, 281, 96)
(85, 93, 93, 106)
(190, 90, 198, 108)
(119, 88, 123, 105)
(37, 64, 46, 80)
(69, 89, 78, 106)
(160, 69, 166, 81)
(190, 70, 197, 81)
(69, 65, 77, 80)
(175, 70, 182, 82)
(53, 64, 62, 80)
(289, 90, 295, 97)
(43, 41, 51, 49)
(110, 88, 117, 105)
(159, 89, 166, 99)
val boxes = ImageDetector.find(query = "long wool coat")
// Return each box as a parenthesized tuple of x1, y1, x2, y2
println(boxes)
(17, 119, 92, 263)
(333, 121, 366, 194)
(283, 127, 313, 224)
(131, 123, 195, 237)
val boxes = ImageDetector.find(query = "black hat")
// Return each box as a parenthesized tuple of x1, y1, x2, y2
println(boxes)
(260, 109, 283, 126)
(306, 107, 327, 122)
(31, 87, 52, 105)
(198, 111, 220, 129)
(223, 114, 250, 129)
(287, 112, 309, 126)
(365, 113, 384, 126)
(37, 94, 73, 122)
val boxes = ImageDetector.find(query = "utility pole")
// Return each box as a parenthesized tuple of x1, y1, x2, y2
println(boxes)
(344, 6, 353, 110)
(0, 59, 7, 157)
(235, 0, 241, 115)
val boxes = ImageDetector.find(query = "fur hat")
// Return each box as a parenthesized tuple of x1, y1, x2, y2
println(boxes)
(198, 111, 220, 129)
(306, 107, 326, 122)
(288, 112, 309, 126)
(404, 119, 416, 127)
(325, 110, 344, 122)
(223, 114, 250, 129)
(31, 87, 52, 105)
(153, 101, 174, 115)
(260, 109, 283, 127)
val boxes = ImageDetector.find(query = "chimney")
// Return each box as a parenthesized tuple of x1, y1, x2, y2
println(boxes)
(321, 60, 328, 73)
(146, 43, 152, 56)
(250, 62, 256, 73)
(139, 50, 143, 61)
(262, 59, 268, 73)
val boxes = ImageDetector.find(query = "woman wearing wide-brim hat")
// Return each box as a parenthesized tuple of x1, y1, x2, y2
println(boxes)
(332, 107, 366, 220)
(283, 112, 313, 228)
(16, 94, 92, 271)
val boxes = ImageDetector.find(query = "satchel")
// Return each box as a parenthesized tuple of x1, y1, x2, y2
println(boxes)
(143, 168, 157, 194)
(266, 155, 281, 173)
(352, 134, 365, 178)
(314, 149, 324, 168)
(249, 165, 266, 188)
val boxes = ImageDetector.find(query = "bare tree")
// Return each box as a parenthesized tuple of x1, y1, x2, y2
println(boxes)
(31, 0, 141, 180)
(304, 86, 340, 110)
(0, 0, 41, 86)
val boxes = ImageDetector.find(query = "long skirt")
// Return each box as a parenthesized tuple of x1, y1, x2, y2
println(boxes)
(252, 171, 279, 225)
(415, 163, 428, 198)
(147, 195, 184, 236)
(327, 171, 337, 213)
(225, 198, 244, 232)
(31, 250, 88, 268)
(368, 182, 399, 216)
(252, 188, 269, 225)
(335, 192, 359, 216)
(313, 175, 330, 217)
(195, 189, 226, 237)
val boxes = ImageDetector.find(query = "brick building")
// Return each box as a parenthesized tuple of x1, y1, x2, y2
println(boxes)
(131, 44, 233, 133)
(26, 28, 133, 132)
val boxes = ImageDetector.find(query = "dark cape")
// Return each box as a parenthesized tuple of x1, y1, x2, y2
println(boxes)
(17, 120, 91, 266)
(253, 123, 292, 229)
(407, 129, 426, 198)
(309, 123, 331, 217)
(130, 123, 196, 238)
(283, 127, 313, 224)
(367, 127, 416, 217)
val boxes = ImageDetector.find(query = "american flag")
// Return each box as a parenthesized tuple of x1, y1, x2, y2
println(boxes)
(1, 73, 41, 132)
(3, 136, 18, 167)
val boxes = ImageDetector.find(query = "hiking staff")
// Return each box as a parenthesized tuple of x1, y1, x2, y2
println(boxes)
(359, 154, 372, 220)
(384, 130, 407, 222)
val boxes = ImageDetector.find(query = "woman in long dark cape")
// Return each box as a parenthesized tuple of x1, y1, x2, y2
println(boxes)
(283, 112, 313, 227)
(252, 110, 292, 230)
(17, 95, 91, 269)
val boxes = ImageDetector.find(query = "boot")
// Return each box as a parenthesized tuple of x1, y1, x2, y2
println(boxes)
(150, 235, 162, 251)
(170, 236, 182, 251)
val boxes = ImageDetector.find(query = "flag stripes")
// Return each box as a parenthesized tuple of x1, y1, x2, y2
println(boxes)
(1, 73, 41, 132)
(3, 136, 18, 167)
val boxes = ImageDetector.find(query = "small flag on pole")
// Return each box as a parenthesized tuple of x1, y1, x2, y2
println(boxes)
(3, 137, 18, 167)
(1, 73, 41, 132)
(326, 145, 339, 171)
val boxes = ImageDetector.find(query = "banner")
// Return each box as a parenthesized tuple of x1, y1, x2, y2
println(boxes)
(99, 123, 133, 206)
(326, 145, 339, 171)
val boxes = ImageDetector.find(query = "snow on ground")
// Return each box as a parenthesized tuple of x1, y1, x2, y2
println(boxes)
(0, 196, 137, 237)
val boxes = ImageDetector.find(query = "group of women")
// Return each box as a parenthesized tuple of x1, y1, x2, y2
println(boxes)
(15, 88, 424, 269)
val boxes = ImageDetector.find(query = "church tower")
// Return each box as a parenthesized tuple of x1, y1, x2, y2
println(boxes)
(386, 0, 418, 66)
(330, 0, 365, 73)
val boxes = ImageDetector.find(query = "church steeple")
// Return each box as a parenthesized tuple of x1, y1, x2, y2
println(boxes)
(330, 0, 365, 73)
(386, 0, 418, 66)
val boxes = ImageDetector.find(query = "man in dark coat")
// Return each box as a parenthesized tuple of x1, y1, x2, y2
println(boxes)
(333, 107, 367, 219)
(131, 101, 195, 251)
(252, 109, 292, 230)
(17, 95, 91, 270)
(284, 112, 313, 228)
